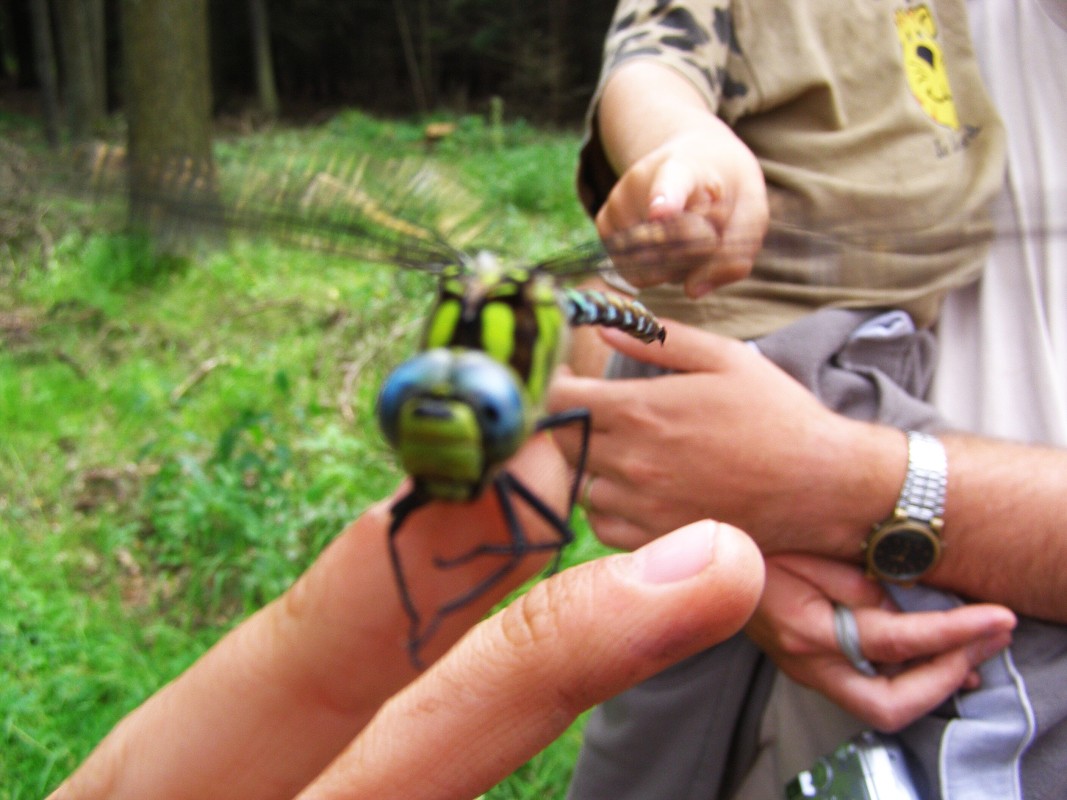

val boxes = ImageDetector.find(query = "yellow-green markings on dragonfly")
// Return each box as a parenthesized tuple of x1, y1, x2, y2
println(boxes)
(377, 250, 665, 667)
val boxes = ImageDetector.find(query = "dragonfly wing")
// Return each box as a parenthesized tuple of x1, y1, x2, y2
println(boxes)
(72, 143, 483, 274)
(531, 213, 724, 287)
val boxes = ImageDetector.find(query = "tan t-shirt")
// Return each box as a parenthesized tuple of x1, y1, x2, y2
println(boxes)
(580, 0, 1006, 339)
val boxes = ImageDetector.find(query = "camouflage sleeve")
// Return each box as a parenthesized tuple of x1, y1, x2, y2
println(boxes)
(578, 0, 737, 215)
(600, 0, 735, 111)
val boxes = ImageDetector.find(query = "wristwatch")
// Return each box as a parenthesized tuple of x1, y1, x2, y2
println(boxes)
(864, 431, 947, 585)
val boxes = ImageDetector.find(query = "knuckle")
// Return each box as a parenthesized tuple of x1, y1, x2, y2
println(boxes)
(497, 570, 580, 655)
(496, 596, 553, 657)
(868, 704, 910, 733)
(618, 451, 670, 487)
(776, 630, 816, 657)
(873, 631, 915, 664)
(857, 691, 913, 733)
(715, 258, 752, 287)
(489, 570, 604, 722)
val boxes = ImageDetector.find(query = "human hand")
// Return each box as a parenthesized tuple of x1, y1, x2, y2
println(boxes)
(549, 320, 895, 555)
(745, 554, 1016, 732)
(49, 432, 764, 800)
(596, 128, 767, 299)
(302, 519, 762, 799)
(592, 63, 768, 299)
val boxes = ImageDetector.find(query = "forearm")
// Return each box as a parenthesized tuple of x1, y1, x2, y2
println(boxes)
(806, 421, 1067, 621)
(930, 434, 1066, 619)
(552, 287, 1066, 621)
(588, 62, 767, 293)
(597, 61, 739, 176)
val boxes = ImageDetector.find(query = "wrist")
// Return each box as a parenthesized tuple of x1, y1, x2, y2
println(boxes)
(863, 431, 947, 585)
(794, 419, 908, 562)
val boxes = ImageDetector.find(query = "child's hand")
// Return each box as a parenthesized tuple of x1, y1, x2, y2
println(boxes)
(596, 128, 768, 298)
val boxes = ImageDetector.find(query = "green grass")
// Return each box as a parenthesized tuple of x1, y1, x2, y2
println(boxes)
(1, 110, 610, 798)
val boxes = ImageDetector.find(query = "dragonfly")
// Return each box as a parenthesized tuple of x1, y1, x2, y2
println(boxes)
(75, 143, 1058, 667)
(75, 144, 724, 665)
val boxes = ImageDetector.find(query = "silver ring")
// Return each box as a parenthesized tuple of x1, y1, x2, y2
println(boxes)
(833, 603, 878, 677)
(581, 475, 597, 509)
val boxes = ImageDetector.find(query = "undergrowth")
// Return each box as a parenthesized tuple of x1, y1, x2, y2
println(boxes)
(1, 109, 607, 798)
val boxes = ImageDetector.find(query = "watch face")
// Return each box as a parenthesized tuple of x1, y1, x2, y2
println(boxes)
(869, 524, 941, 584)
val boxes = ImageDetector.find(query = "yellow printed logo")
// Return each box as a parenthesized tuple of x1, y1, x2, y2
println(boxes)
(895, 5, 959, 130)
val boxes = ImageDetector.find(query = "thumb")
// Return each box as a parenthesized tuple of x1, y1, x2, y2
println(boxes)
(298, 521, 764, 800)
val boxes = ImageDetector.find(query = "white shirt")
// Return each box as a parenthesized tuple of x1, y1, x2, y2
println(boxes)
(933, 0, 1067, 445)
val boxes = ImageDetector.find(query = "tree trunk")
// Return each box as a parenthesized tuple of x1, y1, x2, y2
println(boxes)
(28, 0, 62, 147)
(248, 0, 279, 119)
(121, 0, 217, 250)
(55, 0, 102, 141)
(87, 0, 107, 115)
(546, 0, 568, 123)
(391, 0, 427, 115)
(417, 0, 433, 109)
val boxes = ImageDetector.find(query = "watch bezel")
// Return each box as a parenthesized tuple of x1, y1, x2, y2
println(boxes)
(865, 514, 944, 585)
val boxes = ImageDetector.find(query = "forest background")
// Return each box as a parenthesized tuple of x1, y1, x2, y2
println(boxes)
(1, 0, 620, 137)
(1, 0, 624, 797)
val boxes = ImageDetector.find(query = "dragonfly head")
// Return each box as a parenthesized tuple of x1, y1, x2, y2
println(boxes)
(449, 250, 514, 311)
(376, 348, 530, 500)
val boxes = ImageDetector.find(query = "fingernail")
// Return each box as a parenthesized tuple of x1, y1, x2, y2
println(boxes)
(649, 193, 680, 219)
(968, 632, 1012, 664)
(630, 521, 718, 584)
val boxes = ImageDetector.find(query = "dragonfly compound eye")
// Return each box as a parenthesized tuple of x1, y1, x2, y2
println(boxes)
(450, 350, 528, 463)
(376, 349, 529, 487)
(376, 349, 455, 447)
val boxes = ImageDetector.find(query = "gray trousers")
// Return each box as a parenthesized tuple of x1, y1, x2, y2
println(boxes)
(567, 308, 1067, 800)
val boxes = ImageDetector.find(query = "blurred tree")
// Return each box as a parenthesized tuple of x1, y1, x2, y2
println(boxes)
(3, 0, 39, 89)
(121, 0, 216, 248)
(392, 0, 428, 114)
(248, 0, 279, 119)
(546, 0, 568, 122)
(10, 0, 619, 136)
(27, 0, 62, 146)
(54, 0, 107, 141)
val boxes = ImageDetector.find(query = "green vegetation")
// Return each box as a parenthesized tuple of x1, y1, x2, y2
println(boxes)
(1, 111, 607, 798)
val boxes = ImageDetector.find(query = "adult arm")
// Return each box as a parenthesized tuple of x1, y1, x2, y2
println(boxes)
(549, 321, 1067, 622)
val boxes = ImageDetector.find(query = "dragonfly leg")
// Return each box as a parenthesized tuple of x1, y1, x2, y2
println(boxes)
(536, 406, 591, 517)
(387, 486, 433, 667)
(409, 471, 575, 665)
(433, 406, 590, 570)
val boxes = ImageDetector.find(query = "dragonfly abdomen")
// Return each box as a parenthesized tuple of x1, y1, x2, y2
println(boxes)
(561, 287, 666, 344)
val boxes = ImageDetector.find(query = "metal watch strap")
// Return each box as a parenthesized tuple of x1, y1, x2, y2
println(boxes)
(897, 431, 947, 523)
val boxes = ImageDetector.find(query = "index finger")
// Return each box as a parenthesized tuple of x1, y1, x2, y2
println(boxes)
(828, 631, 1012, 732)
(49, 434, 572, 800)
(548, 323, 746, 420)
(602, 319, 753, 377)
(854, 604, 1016, 665)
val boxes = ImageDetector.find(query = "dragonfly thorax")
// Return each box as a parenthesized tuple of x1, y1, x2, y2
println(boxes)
(425, 260, 566, 410)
